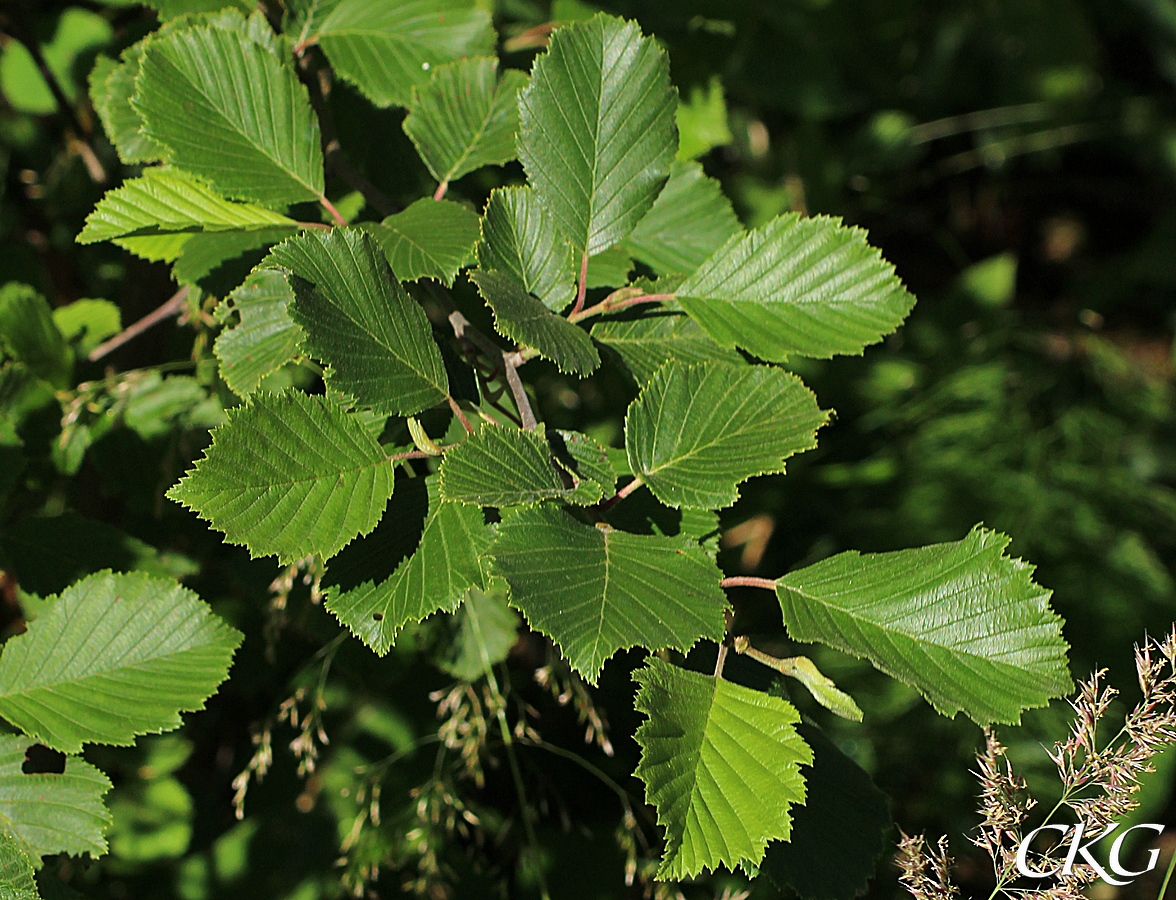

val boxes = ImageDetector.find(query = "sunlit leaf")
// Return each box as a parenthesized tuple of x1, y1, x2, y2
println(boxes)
(633, 658, 811, 878)
(168, 391, 396, 563)
(776, 527, 1073, 724)
(0, 572, 241, 754)
(518, 14, 677, 257)
(491, 507, 727, 682)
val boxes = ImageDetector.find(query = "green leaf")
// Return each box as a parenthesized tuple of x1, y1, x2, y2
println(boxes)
(478, 187, 575, 312)
(90, 48, 166, 165)
(167, 391, 396, 563)
(326, 478, 490, 655)
(551, 429, 616, 503)
(762, 723, 891, 900)
(677, 213, 916, 361)
(0, 285, 72, 390)
(675, 76, 732, 161)
(470, 270, 599, 376)
(434, 580, 519, 681)
(518, 14, 678, 257)
(0, 571, 242, 754)
(143, 0, 251, 20)
(171, 227, 296, 290)
(591, 311, 744, 386)
(632, 658, 811, 878)
(0, 830, 38, 899)
(52, 299, 120, 357)
(403, 57, 529, 186)
(265, 229, 448, 416)
(78, 169, 297, 247)
(312, 0, 495, 108)
(584, 245, 632, 289)
(135, 24, 324, 206)
(214, 269, 305, 398)
(775, 527, 1073, 724)
(623, 161, 741, 276)
(491, 508, 727, 682)
(625, 361, 827, 509)
(361, 199, 480, 286)
(440, 424, 580, 507)
(0, 735, 110, 862)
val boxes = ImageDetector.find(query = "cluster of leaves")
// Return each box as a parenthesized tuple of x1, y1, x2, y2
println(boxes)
(0, 0, 1128, 897)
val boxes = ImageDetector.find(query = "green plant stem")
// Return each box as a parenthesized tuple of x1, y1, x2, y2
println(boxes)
(713, 641, 729, 678)
(568, 292, 672, 324)
(466, 605, 550, 900)
(1157, 843, 1176, 900)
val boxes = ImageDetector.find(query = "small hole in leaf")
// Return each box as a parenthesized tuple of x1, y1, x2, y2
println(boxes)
(23, 744, 65, 774)
(372, 613, 384, 621)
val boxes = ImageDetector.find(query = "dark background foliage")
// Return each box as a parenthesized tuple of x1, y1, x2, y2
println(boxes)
(1, 0, 1175, 897)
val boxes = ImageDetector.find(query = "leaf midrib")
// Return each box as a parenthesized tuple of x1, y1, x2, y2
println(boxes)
(152, 30, 320, 199)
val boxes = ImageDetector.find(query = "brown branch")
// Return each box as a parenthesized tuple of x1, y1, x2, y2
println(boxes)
(88, 286, 190, 362)
(297, 54, 398, 217)
(720, 576, 779, 591)
(501, 351, 537, 430)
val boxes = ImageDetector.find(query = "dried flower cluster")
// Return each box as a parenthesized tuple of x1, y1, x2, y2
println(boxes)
(898, 628, 1176, 900)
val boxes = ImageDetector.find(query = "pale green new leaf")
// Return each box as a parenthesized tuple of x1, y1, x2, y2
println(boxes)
(623, 161, 741, 276)
(626, 362, 827, 509)
(0, 572, 242, 753)
(591, 311, 744, 386)
(362, 199, 480, 286)
(89, 47, 165, 165)
(135, 24, 324, 206)
(167, 391, 396, 563)
(440, 425, 579, 507)
(326, 478, 490, 654)
(471, 270, 599, 376)
(313, 0, 495, 108)
(478, 187, 575, 312)
(404, 58, 528, 186)
(633, 658, 811, 879)
(0, 735, 110, 862)
(775, 527, 1073, 724)
(265, 229, 448, 415)
(491, 508, 727, 682)
(518, 14, 678, 257)
(214, 269, 305, 398)
(78, 169, 297, 246)
(0, 830, 37, 898)
(677, 213, 916, 361)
